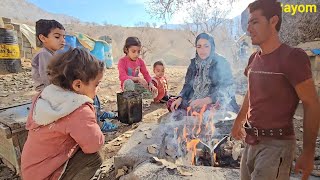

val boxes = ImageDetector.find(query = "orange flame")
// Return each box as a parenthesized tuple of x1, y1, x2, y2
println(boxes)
(196, 104, 207, 135)
(213, 153, 217, 165)
(183, 124, 188, 140)
(174, 127, 178, 137)
(186, 139, 200, 165)
(187, 106, 192, 116)
(179, 104, 217, 165)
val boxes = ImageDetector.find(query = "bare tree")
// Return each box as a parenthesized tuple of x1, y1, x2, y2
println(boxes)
(180, 1, 230, 45)
(152, 22, 157, 28)
(134, 21, 151, 27)
(102, 20, 109, 26)
(146, 0, 237, 22)
(90, 22, 98, 26)
(136, 27, 157, 60)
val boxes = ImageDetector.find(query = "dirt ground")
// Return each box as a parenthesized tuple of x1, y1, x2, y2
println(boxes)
(0, 64, 186, 180)
(0, 64, 319, 179)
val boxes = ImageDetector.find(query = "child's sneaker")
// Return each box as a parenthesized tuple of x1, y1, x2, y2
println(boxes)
(101, 121, 118, 132)
(100, 111, 118, 120)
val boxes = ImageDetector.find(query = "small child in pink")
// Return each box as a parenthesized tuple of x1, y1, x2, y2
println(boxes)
(152, 60, 170, 103)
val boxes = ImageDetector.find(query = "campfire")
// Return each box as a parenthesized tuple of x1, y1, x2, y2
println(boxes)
(113, 105, 244, 179)
(161, 105, 242, 168)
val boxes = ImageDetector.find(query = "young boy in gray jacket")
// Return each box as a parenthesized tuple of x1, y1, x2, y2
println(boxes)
(32, 19, 65, 91)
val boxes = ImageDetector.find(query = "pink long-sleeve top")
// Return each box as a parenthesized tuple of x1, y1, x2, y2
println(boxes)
(117, 56, 152, 88)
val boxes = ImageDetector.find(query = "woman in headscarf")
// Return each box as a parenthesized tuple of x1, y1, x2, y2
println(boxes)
(169, 32, 239, 113)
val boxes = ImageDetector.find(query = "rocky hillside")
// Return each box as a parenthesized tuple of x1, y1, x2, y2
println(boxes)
(0, 0, 80, 24)
(0, 0, 238, 67)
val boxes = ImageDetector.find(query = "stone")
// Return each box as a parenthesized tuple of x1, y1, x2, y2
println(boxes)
(293, 115, 303, 120)
(177, 167, 192, 176)
(147, 144, 158, 155)
(150, 157, 177, 170)
(125, 134, 131, 138)
(315, 148, 320, 158)
(311, 169, 320, 177)
(114, 122, 241, 180)
(116, 168, 126, 178)
(232, 141, 242, 160)
(139, 127, 152, 132)
(120, 161, 240, 180)
(145, 132, 152, 139)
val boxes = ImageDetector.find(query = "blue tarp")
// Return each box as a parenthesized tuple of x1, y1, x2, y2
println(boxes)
(311, 49, 320, 55)
(91, 40, 113, 68)
(61, 34, 113, 68)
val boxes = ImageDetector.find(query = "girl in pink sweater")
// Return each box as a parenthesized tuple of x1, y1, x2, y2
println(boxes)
(21, 48, 105, 180)
(118, 37, 157, 98)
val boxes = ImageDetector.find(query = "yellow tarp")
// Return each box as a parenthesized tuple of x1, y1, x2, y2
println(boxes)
(74, 32, 95, 51)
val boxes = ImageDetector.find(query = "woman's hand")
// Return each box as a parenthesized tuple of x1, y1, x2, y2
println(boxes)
(171, 97, 182, 112)
(189, 97, 212, 109)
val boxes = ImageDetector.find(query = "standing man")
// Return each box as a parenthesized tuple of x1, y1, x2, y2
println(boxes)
(231, 0, 320, 180)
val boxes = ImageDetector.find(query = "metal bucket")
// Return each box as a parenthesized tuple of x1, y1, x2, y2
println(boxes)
(117, 91, 142, 125)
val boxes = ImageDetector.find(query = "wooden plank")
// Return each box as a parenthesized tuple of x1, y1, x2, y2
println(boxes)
(315, 56, 320, 71)
(0, 116, 21, 130)
(24, 48, 32, 54)
(0, 132, 26, 174)
(17, 130, 28, 150)
(26, 54, 33, 59)
(13, 24, 19, 30)
(316, 71, 320, 86)
(0, 157, 16, 174)
(11, 133, 26, 174)
(0, 132, 19, 172)
(0, 124, 27, 174)
(312, 71, 319, 85)
(11, 125, 26, 135)
(24, 43, 32, 49)
(2, 17, 12, 24)
(0, 103, 31, 131)
(0, 123, 12, 138)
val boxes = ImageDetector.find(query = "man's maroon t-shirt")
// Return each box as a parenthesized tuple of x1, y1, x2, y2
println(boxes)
(245, 44, 312, 133)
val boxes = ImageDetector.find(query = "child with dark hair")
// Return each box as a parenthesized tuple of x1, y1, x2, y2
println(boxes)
(118, 37, 157, 98)
(32, 19, 65, 91)
(152, 60, 173, 103)
(22, 48, 105, 180)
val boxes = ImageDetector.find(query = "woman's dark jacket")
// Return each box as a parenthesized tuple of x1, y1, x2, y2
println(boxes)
(179, 54, 239, 112)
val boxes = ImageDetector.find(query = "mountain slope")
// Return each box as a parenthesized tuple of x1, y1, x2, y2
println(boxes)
(0, 0, 80, 24)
